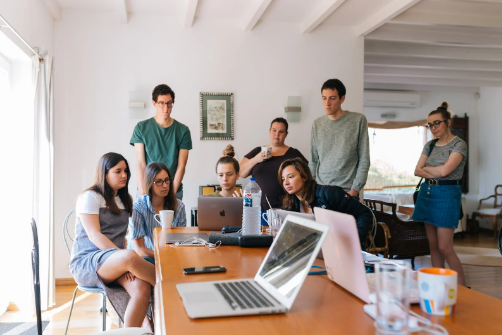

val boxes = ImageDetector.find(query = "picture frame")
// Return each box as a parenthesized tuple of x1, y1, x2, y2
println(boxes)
(200, 92, 234, 140)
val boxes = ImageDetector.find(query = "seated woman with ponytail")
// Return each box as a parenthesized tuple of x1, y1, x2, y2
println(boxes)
(205, 144, 243, 197)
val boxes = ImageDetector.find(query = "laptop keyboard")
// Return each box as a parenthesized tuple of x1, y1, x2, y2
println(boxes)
(214, 281, 275, 310)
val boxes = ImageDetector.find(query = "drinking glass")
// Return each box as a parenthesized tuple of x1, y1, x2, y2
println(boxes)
(374, 260, 411, 335)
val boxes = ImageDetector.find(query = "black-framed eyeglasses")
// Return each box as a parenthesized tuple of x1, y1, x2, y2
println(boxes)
(156, 101, 174, 108)
(154, 178, 171, 186)
(426, 120, 446, 129)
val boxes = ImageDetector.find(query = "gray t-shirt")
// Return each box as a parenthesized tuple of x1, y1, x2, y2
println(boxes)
(422, 136, 467, 180)
(309, 111, 370, 192)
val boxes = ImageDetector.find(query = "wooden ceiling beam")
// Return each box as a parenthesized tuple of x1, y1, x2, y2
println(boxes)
(365, 54, 502, 72)
(302, 0, 347, 34)
(40, 0, 61, 20)
(366, 40, 502, 61)
(184, 0, 199, 28)
(356, 0, 421, 36)
(243, 0, 273, 31)
(115, 0, 129, 24)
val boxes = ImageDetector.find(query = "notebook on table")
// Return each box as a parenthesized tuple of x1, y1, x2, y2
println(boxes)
(176, 214, 329, 318)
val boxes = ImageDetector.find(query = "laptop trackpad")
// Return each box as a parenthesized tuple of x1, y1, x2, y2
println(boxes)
(183, 291, 219, 304)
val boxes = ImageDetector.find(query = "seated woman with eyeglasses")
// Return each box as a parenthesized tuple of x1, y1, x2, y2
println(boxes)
(278, 158, 373, 247)
(70, 153, 154, 329)
(127, 162, 186, 263)
(205, 144, 243, 197)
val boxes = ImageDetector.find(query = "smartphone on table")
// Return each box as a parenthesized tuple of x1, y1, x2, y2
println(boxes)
(183, 266, 227, 275)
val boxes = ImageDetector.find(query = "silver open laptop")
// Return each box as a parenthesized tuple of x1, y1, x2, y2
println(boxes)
(197, 197, 243, 231)
(176, 215, 329, 318)
(274, 209, 322, 258)
(314, 207, 419, 304)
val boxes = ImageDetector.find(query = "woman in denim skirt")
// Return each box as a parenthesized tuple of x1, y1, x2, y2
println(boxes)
(412, 102, 467, 286)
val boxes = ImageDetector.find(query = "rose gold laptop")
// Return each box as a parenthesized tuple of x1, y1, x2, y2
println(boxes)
(314, 207, 419, 304)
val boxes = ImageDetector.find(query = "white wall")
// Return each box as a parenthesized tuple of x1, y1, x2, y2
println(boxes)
(0, 0, 54, 55)
(53, 10, 364, 278)
(363, 91, 480, 215)
(477, 87, 502, 230)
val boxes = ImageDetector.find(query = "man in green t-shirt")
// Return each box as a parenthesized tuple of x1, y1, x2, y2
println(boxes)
(130, 84, 192, 200)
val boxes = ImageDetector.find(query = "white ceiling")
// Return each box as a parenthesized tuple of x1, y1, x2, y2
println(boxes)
(42, 0, 502, 92)
(366, 0, 502, 92)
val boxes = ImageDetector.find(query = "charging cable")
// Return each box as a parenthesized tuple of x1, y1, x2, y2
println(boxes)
(308, 265, 327, 275)
(170, 237, 221, 249)
(372, 309, 449, 335)
(408, 310, 449, 335)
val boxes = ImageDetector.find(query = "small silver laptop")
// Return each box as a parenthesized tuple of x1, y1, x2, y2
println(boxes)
(274, 209, 323, 259)
(176, 215, 329, 318)
(197, 197, 243, 231)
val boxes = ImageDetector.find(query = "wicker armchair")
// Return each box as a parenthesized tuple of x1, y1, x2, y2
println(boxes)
(364, 198, 430, 269)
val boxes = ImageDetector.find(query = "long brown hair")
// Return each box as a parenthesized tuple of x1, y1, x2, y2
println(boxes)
(215, 144, 239, 173)
(278, 158, 316, 210)
(87, 152, 133, 215)
(144, 162, 178, 213)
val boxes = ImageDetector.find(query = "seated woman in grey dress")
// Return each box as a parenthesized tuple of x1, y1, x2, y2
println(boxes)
(70, 152, 155, 329)
(205, 144, 242, 197)
(128, 162, 186, 263)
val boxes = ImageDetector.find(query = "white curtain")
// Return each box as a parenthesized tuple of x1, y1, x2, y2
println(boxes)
(32, 54, 55, 310)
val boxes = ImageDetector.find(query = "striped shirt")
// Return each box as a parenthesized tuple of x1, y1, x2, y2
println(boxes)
(127, 194, 186, 251)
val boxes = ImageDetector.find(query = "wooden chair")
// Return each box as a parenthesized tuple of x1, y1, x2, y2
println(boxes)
(472, 185, 502, 238)
(364, 198, 430, 269)
(30, 219, 43, 335)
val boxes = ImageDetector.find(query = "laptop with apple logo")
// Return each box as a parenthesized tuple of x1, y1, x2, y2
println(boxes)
(197, 197, 243, 230)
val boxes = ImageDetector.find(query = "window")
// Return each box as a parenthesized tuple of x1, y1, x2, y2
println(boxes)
(364, 126, 428, 194)
(0, 47, 34, 314)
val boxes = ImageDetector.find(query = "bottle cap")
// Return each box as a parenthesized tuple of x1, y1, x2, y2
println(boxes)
(250, 178, 256, 182)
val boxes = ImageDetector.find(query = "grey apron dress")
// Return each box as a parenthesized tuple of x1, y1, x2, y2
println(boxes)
(70, 207, 148, 322)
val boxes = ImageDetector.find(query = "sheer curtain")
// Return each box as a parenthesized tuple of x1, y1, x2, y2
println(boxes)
(32, 54, 55, 310)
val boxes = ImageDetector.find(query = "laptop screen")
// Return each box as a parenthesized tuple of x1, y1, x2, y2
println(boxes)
(258, 221, 323, 298)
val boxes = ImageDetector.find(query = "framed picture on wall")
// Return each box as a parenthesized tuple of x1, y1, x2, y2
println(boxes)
(200, 92, 234, 140)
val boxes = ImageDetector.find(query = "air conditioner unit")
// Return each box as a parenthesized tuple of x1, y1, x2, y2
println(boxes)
(364, 90, 420, 108)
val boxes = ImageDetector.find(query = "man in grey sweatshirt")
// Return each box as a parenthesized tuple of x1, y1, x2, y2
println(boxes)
(309, 79, 370, 198)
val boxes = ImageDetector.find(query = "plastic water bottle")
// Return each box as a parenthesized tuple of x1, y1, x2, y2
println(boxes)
(242, 178, 262, 235)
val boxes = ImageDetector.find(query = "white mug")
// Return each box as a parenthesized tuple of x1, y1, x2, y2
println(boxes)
(262, 209, 281, 236)
(261, 146, 272, 159)
(154, 210, 174, 229)
(418, 267, 458, 316)
(261, 209, 275, 226)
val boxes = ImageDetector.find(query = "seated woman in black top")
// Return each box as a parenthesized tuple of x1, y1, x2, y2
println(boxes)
(279, 158, 373, 246)
(240, 117, 307, 212)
